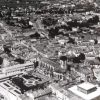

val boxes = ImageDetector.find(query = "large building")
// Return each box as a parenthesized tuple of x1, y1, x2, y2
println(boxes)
(0, 81, 22, 100)
(69, 82, 100, 100)
(1, 62, 34, 75)
(0, 72, 51, 100)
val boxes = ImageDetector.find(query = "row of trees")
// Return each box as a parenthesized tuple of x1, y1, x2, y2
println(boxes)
(42, 15, 99, 39)
(60, 53, 85, 64)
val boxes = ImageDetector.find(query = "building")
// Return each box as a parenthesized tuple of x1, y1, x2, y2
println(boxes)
(77, 82, 97, 94)
(93, 68, 100, 81)
(0, 72, 51, 100)
(72, 67, 93, 81)
(32, 88, 52, 100)
(1, 62, 34, 75)
(49, 83, 69, 100)
(69, 82, 100, 100)
(0, 81, 22, 100)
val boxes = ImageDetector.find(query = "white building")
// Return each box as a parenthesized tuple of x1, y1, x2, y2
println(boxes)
(0, 82, 22, 100)
(69, 82, 100, 100)
(2, 62, 34, 75)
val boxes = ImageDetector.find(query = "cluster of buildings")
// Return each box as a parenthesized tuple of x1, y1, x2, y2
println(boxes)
(0, 0, 100, 100)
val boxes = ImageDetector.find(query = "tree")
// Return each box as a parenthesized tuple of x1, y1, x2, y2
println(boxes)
(3, 45, 11, 54)
(34, 61, 39, 69)
(94, 39, 98, 44)
(67, 37, 75, 44)
(96, 57, 100, 61)
(78, 53, 85, 61)
(14, 58, 25, 64)
(72, 53, 85, 63)
(67, 63, 71, 71)
(93, 15, 99, 24)
(29, 32, 40, 39)
(73, 57, 81, 63)
(60, 56, 67, 61)
(0, 57, 3, 65)
(48, 28, 56, 38)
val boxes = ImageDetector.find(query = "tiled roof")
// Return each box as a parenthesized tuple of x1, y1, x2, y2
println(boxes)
(77, 67, 92, 75)
(41, 57, 60, 68)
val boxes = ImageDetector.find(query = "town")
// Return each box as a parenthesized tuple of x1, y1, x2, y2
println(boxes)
(0, 0, 100, 100)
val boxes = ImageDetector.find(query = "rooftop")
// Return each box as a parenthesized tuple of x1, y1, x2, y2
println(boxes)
(69, 82, 100, 100)
(78, 82, 96, 91)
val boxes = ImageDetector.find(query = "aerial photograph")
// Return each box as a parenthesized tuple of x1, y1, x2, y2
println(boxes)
(0, 0, 100, 100)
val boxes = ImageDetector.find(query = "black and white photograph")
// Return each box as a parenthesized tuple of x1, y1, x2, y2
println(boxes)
(0, 0, 100, 100)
